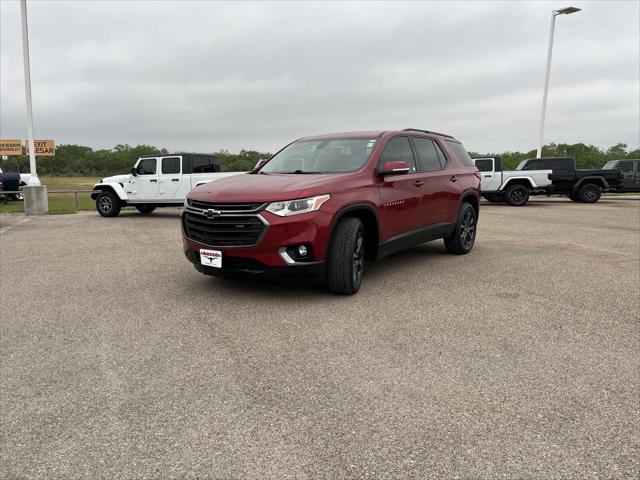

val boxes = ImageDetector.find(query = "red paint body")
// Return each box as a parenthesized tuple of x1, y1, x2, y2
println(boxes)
(182, 130, 480, 271)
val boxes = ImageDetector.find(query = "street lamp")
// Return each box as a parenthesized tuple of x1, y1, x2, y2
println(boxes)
(536, 6, 581, 158)
(20, 0, 40, 186)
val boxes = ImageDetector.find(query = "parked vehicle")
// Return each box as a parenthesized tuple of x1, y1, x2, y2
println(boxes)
(91, 153, 243, 217)
(516, 157, 623, 203)
(602, 159, 640, 192)
(182, 128, 481, 295)
(0, 168, 27, 201)
(473, 156, 552, 206)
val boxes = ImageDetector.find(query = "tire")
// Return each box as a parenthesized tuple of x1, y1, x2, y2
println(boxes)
(444, 202, 477, 255)
(484, 193, 504, 203)
(326, 217, 365, 295)
(96, 190, 121, 217)
(0, 195, 7, 206)
(11, 192, 24, 201)
(578, 183, 601, 203)
(135, 205, 156, 214)
(504, 184, 530, 206)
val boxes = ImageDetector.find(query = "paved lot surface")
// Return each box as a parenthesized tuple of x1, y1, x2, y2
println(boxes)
(1, 197, 639, 479)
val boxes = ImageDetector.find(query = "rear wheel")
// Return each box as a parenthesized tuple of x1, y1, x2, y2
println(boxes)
(444, 202, 477, 255)
(11, 192, 24, 201)
(484, 193, 504, 203)
(578, 183, 601, 203)
(135, 205, 156, 214)
(326, 217, 365, 295)
(504, 184, 530, 206)
(96, 191, 121, 217)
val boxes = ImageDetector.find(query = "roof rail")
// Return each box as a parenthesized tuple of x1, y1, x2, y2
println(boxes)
(403, 128, 455, 139)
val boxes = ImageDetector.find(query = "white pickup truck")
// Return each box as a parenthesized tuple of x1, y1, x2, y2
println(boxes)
(91, 153, 242, 217)
(473, 157, 552, 206)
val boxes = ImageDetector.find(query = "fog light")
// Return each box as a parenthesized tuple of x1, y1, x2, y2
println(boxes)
(298, 245, 308, 257)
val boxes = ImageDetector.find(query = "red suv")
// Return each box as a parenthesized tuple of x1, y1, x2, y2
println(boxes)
(182, 129, 480, 294)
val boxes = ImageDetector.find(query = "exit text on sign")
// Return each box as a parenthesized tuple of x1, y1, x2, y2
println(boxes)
(25, 140, 55, 156)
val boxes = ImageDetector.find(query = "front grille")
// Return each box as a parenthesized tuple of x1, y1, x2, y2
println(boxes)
(183, 211, 266, 247)
(188, 200, 265, 212)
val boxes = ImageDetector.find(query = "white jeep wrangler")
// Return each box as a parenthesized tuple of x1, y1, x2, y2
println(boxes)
(473, 157, 552, 206)
(91, 153, 242, 217)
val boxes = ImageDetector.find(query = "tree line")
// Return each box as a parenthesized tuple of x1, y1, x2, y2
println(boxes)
(0, 144, 270, 177)
(1, 142, 637, 177)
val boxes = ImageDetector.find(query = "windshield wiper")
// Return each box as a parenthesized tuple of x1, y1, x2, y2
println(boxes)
(282, 170, 322, 174)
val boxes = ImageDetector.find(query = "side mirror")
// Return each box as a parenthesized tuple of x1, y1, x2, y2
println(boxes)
(379, 161, 410, 177)
(130, 167, 138, 177)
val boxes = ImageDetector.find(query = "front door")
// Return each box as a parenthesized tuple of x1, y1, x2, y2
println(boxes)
(377, 136, 426, 241)
(617, 161, 636, 191)
(131, 157, 158, 200)
(157, 156, 183, 200)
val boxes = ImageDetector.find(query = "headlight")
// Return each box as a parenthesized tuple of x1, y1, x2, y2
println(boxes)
(266, 194, 330, 216)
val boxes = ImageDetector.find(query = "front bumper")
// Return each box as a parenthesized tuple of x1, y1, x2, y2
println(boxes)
(182, 208, 333, 274)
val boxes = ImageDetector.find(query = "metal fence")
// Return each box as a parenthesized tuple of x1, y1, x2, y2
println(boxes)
(1, 189, 96, 212)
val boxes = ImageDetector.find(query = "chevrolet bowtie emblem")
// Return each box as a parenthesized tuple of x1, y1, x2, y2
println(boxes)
(204, 209, 222, 218)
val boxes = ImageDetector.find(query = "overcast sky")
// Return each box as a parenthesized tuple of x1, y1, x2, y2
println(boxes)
(1, 0, 638, 154)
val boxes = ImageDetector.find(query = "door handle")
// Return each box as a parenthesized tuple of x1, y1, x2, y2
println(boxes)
(171, 178, 180, 182)
(450, 175, 458, 182)
(150, 179, 157, 183)
(483, 174, 492, 177)
(413, 180, 425, 187)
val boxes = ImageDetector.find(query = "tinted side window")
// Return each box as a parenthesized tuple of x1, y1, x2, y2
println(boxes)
(136, 158, 156, 175)
(522, 159, 545, 170)
(445, 141, 474, 167)
(551, 159, 573, 171)
(380, 137, 416, 172)
(434, 142, 448, 168)
(192, 156, 220, 173)
(413, 138, 444, 172)
(475, 159, 493, 172)
(162, 157, 181, 174)
(617, 161, 634, 173)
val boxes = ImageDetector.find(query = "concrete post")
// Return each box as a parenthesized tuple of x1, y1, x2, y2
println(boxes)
(24, 185, 48, 215)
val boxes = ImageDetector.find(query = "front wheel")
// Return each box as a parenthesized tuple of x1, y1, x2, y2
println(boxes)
(96, 191, 121, 217)
(504, 184, 530, 206)
(326, 217, 365, 295)
(444, 202, 477, 255)
(578, 183, 601, 203)
(135, 205, 156, 214)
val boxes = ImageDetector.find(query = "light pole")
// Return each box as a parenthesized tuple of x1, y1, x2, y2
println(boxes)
(20, 0, 48, 214)
(536, 6, 581, 158)
(20, 0, 40, 186)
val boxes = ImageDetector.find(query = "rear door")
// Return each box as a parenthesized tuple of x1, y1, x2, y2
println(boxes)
(474, 158, 502, 192)
(412, 136, 455, 225)
(157, 156, 183, 200)
(377, 136, 426, 240)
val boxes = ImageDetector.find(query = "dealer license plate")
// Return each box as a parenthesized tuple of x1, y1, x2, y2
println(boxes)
(200, 249, 222, 268)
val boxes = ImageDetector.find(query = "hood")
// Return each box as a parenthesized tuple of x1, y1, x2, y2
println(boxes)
(188, 172, 349, 203)
(101, 174, 130, 184)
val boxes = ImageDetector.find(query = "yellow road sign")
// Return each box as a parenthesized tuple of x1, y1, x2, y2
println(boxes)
(0, 140, 23, 156)
(25, 139, 55, 156)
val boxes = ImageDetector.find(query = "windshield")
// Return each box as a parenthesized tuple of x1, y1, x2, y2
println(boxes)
(602, 161, 616, 169)
(260, 138, 379, 174)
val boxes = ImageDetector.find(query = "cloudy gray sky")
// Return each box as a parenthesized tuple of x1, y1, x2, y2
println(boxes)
(1, 0, 638, 154)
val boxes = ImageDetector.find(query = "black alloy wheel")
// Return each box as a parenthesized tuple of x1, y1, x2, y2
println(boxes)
(444, 202, 477, 255)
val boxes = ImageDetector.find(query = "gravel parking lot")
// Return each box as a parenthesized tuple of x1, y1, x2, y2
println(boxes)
(1, 197, 639, 479)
